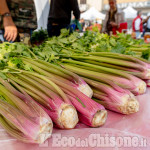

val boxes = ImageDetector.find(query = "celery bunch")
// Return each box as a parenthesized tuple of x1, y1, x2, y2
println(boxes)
(0, 77, 53, 144)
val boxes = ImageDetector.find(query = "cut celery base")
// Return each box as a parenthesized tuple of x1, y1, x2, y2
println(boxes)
(59, 104, 79, 129)
(92, 110, 107, 127)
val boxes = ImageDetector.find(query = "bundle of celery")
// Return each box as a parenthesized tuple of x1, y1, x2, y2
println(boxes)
(0, 43, 108, 128)
(83, 78, 139, 114)
(59, 63, 140, 114)
(0, 42, 143, 116)
(62, 52, 150, 80)
(46, 77, 107, 127)
(61, 57, 146, 96)
(56, 53, 150, 114)
(7, 72, 79, 129)
(87, 52, 150, 80)
(0, 42, 93, 98)
(0, 77, 53, 144)
(3, 57, 107, 128)
(9, 56, 139, 115)
(22, 57, 93, 98)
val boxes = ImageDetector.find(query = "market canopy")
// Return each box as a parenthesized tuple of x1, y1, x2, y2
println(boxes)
(123, 6, 137, 19)
(81, 7, 106, 20)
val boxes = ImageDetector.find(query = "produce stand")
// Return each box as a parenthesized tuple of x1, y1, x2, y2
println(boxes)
(0, 29, 150, 150)
(0, 88, 150, 150)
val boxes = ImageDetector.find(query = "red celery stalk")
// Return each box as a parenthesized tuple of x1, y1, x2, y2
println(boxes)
(82, 78, 139, 114)
(61, 60, 146, 95)
(0, 78, 53, 144)
(46, 77, 107, 127)
(22, 58, 93, 97)
(7, 73, 79, 129)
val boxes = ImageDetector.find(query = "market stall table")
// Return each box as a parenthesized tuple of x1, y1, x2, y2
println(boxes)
(0, 89, 150, 150)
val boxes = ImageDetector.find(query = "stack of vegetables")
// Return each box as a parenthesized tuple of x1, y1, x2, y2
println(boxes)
(0, 29, 150, 144)
(0, 42, 108, 143)
(61, 53, 150, 113)
(6, 58, 107, 128)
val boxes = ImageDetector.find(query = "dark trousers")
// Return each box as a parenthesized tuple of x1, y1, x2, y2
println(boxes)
(47, 23, 72, 37)
(142, 28, 150, 37)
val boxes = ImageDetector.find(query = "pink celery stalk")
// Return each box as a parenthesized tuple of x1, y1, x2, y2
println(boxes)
(8, 74, 79, 129)
(61, 62, 146, 95)
(0, 78, 53, 144)
(83, 78, 139, 114)
(98, 73, 146, 95)
(47, 77, 107, 127)
(67, 94, 107, 127)
(22, 58, 93, 98)
(47, 73, 93, 98)
(67, 54, 150, 80)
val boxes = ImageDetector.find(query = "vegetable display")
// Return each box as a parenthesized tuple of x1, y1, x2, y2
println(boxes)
(0, 29, 149, 144)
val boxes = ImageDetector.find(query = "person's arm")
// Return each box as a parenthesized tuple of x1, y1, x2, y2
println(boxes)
(143, 16, 150, 24)
(102, 12, 109, 33)
(70, 0, 80, 20)
(0, 0, 17, 41)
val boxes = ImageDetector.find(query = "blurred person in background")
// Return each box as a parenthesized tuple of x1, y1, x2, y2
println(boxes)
(141, 22, 147, 37)
(132, 11, 143, 39)
(141, 13, 150, 37)
(144, 13, 150, 32)
(102, 0, 125, 35)
(79, 18, 86, 31)
(47, 0, 80, 37)
(0, 0, 37, 42)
